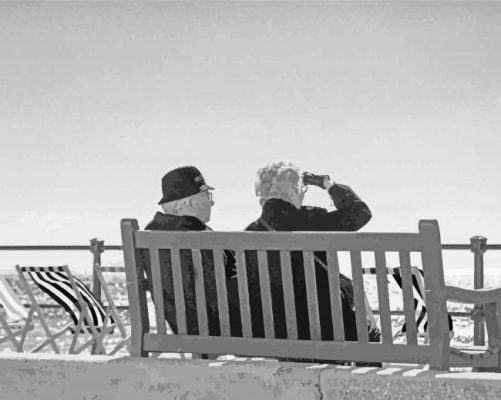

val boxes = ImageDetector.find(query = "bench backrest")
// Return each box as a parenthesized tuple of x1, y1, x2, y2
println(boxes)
(121, 218, 451, 369)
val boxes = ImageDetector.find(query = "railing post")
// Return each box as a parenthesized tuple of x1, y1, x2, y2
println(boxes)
(470, 235, 487, 346)
(90, 238, 105, 303)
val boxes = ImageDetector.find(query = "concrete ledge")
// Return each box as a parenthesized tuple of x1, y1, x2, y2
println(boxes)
(1, 353, 501, 399)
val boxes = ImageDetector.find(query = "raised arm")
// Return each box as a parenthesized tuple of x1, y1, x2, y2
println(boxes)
(300, 173, 372, 231)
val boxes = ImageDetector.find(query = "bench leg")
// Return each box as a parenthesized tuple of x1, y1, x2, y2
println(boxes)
(476, 302, 501, 372)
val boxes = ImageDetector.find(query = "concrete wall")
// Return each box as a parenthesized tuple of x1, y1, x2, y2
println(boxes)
(1, 353, 501, 400)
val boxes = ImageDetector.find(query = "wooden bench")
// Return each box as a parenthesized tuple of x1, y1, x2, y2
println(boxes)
(121, 218, 501, 371)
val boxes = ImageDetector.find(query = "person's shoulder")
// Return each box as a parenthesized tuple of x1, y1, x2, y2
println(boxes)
(144, 217, 159, 230)
(244, 219, 263, 231)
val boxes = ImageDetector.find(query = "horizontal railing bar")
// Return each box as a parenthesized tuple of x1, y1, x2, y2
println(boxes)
(0, 304, 129, 310)
(442, 244, 501, 250)
(1, 244, 500, 251)
(0, 245, 123, 251)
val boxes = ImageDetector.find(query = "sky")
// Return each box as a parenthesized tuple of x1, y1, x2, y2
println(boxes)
(1, 2, 501, 274)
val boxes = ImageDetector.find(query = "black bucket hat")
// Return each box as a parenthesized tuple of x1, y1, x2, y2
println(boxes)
(158, 166, 214, 205)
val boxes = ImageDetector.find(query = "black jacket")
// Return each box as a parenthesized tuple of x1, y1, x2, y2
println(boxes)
(144, 213, 241, 336)
(244, 183, 379, 342)
(246, 183, 372, 232)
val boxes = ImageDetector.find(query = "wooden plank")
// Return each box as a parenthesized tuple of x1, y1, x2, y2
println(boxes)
(483, 302, 501, 351)
(235, 250, 252, 337)
(280, 251, 298, 340)
(192, 250, 208, 336)
(446, 286, 501, 304)
(149, 248, 166, 335)
(449, 348, 499, 368)
(94, 265, 128, 338)
(303, 251, 321, 341)
(375, 251, 392, 344)
(400, 251, 418, 345)
(170, 249, 187, 335)
(350, 251, 368, 343)
(120, 219, 148, 357)
(143, 334, 433, 365)
(257, 251, 274, 338)
(419, 220, 450, 370)
(327, 251, 344, 341)
(135, 231, 423, 252)
(213, 250, 230, 336)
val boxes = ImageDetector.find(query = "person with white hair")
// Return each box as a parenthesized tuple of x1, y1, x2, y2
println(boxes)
(244, 161, 379, 364)
(144, 166, 242, 338)
(146, 165, 216, 231)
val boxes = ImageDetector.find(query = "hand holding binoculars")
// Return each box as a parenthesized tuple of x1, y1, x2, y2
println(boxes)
(302, 172, 331, 189)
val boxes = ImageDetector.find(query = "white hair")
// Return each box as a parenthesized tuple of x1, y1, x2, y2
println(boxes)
(254, 161, 301, 206)
(160, 192, 208, 217)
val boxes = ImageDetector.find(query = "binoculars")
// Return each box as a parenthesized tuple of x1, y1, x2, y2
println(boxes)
(302, 172, 330, 188)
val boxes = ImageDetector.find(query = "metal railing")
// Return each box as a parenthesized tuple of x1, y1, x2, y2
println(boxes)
(1, 235, 500, 346)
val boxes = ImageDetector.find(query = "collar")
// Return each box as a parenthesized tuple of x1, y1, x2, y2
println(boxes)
(148, 212, 209, 231)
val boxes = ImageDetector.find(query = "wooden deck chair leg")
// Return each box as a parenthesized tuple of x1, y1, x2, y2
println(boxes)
(0, 328, 24, 347)
(16, 308, 36, 352)
(108, 336, 130, 355)
(31, 323, 73, 353)
(73, 302, 108, 355)
(74, 337, 99, 354)
(91, 308, 113, 355)
(69, 312, 86, 354)
(71, 305, 102, 355)
(16, 269, 64, 354)
(94, 265, 129, 338)
(0, 314, 20, 349)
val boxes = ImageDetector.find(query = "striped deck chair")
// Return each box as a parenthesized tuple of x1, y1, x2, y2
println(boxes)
(93, 264, 130, 355)
(16, 265, 115, 354)
(0, 275, 33, 351)
(362, 266, 454, 342)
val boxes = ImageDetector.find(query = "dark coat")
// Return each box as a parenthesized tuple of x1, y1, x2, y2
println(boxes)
(144, 212, 242, 336)
(244, 184, 380, 342)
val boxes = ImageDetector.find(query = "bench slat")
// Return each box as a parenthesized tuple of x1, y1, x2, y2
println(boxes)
(213, 250, 230, 336)
(375, 251, 393, 344)
(192, 250, 208, 336)
(304, 251, 321, 341)
(171, 249, 187, 335)
(350, 251, 368, 343)
(143, 333, 433, 364)
(280, 251, 298, 340)
(149, 248, 166, 334)
(257, 251, 274, 338)
(236, 250, 252, 337)
(400, 251, 418, 345)
(327, 251, 345, 341)
(135, 231, 423, 252)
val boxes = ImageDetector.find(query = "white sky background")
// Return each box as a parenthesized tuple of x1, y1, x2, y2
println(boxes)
(1, 2, 501, 274)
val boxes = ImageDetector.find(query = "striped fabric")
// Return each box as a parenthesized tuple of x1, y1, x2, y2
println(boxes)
(26, 267, 115, 333)
(0, 276, 28, 323)
(362, 267, 428, 334)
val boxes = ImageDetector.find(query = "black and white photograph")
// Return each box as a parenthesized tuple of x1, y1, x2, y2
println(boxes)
(1, 1, 501, 399)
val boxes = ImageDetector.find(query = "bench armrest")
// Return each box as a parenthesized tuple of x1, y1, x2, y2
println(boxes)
(445, 285, 501, 304)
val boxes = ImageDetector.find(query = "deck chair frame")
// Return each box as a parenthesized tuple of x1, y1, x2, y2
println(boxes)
(93, 264, 130, 355)
(16, 265, 114, 354)
(0, 275, 33, 352)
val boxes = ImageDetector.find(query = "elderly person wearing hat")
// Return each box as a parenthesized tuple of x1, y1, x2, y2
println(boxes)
(243, 161, 379, 364)
(145, 166, 242, 339)
(146, 166, 215, 231)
